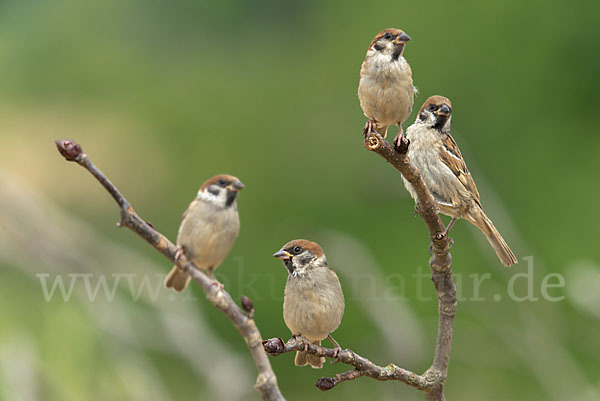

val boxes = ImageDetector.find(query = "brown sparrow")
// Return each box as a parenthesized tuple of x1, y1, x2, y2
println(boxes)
(358, 28, 416, 148)
(273, 239, 345, 368)
(164, 174, 244, 292)
(402, 96, 517, 266)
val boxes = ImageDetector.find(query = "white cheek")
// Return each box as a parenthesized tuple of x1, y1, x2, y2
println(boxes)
(197, 187, 227, 206)
(315, 255, 327, 267)
(370, 41, 394, 54)
(197, 190, 217, 203)
(414, 112, 436, 126)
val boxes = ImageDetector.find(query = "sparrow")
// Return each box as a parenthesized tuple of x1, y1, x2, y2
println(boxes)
(273, 239, 345, 369)
(358, 28, 416, 148)
(402, 96, 517, 266)
(164, 174, 244, 292)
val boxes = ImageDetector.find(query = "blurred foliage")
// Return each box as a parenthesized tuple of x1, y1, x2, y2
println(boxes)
(0, 0, 599, 400)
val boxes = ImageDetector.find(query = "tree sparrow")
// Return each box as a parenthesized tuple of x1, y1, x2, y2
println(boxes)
(358, 28, 416, 148)
(164, 174, 244, 292)
(402, 96, 517, 266)
(273, 240, 345, 368)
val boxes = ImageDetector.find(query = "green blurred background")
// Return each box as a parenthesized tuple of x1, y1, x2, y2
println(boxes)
(1, 0, 599, 400)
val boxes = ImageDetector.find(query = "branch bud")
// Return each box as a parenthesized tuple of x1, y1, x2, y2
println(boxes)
(262, 338, 285, 355)
(316, 377, 336, 391)
(55, 139, 83, 162)
(241, 295, 254, 313)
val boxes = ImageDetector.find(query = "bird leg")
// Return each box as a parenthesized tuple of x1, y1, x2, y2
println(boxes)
(328, 334, 343, 364)
(174, 245, 224, 289)
(393, 125, 410, 152)
(444, 217, 458, 235)
(207, 269, 224, 289)
(362, 120, 375, 137)
(444, 218, 457, 249)
(429, 218, 457, 253)
(293, 335, 310, 352)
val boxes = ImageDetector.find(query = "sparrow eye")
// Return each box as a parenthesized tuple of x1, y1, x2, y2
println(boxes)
(293, 246, 302, 254)
(383, 32, 392, 40)
(427, 104, 436, 112)
(218, 178, 227, 186)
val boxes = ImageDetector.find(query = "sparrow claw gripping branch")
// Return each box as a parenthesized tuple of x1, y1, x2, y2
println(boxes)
(300, 336, 310, 352)
(174, 245, 184, 262)
(393, 131, 410, 153)
(210, 278, 225, 290)
(328, 334, 343, 364)
(362, 120, 375, 137)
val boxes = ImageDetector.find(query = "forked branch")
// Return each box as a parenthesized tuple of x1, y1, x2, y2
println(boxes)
(263, 129, 456, 401)
(262, 337, 431, 390)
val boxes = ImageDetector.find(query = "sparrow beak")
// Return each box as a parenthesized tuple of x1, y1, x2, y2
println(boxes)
(434, 104, 451, 117)
(273, 249, 292, 260)
(227, 180, 245, 192)
(393, 32, 411, 45)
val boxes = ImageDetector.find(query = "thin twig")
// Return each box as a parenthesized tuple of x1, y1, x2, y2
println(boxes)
(55, 139, 285, 401)
(315, 370, 365, 391)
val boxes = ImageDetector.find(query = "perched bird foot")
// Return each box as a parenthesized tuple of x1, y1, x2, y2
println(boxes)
(328, 335, 342, 364)
(362, 120, 375, 137)
(330, 347, 342, 364)
(211, 280, 224, 290)
(208, 272, 224, 289)
(393, 130, 410, 152)
(294, 335, 310, 352)
(174, 246, 184, 262)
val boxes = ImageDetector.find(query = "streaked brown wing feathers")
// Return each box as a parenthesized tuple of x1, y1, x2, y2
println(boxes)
(439, 134, 481, 203)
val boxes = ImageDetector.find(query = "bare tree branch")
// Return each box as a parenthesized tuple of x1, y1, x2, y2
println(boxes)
(56, 128, 457, 401)
(364, 131, 455, 399)
(263, 130, 456, 400)
(263, 337, 429, 390)
(55, 139, 285, 401)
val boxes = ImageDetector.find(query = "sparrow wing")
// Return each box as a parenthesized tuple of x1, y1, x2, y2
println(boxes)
(176, 199, 199, 241)
(180, 203, 191, 226)
(438, 134, 481, 204)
